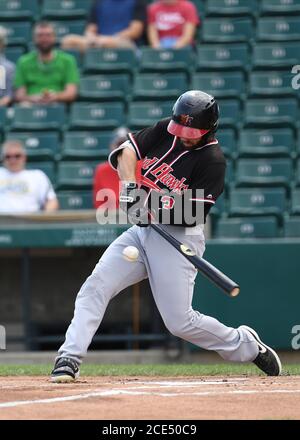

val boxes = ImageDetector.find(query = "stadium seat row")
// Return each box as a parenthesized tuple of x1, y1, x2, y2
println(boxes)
(1, 0, 300, 22)
(3, 43, 300, 75)
(215, 216, 300, 238)
(1, 98, 299, 133)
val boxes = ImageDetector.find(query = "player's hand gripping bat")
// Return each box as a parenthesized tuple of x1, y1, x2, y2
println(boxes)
(150, 223, 240, 298)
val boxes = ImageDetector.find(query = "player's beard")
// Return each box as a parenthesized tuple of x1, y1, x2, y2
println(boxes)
(181, 133, 214, 150)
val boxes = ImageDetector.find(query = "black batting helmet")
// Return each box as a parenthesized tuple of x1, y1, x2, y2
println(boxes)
(167, 90, 219, 139)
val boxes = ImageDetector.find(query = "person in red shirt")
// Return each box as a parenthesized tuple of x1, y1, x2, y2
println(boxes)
(147, 0, 199, 49)
(93, 127, 142, 209)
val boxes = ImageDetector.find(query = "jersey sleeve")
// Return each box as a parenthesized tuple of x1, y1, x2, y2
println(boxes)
(128, 119, 168, 160)
(108, 119, 167, 170)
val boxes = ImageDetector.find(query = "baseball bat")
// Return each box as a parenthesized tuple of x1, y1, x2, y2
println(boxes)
(150, 223, 240, 298)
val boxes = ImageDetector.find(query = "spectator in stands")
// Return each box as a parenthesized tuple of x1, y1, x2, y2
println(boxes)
(0, 140, 59, 213)
(147, 0, 199, 49)
(0, 26, 15, 106)
(14, 22, 79, 105)
(93, 127, 142, 209)
(62, 0, 147, 52)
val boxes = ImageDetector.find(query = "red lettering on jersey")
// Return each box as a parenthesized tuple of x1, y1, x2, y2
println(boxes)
(172, 178, 189, 193)
(151, 163, 173, 179)
(142, 157, 159, 170)
(141, 160, 190, 195)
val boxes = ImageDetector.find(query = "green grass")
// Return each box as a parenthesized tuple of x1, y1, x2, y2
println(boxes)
(0, 364, 300, 377)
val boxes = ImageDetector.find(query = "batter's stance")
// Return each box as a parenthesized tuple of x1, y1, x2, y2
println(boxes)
(51, 91, 281, 382)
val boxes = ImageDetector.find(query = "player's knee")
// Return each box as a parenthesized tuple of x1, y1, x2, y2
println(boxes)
(164, 316, 189, 338)
(164, 310, 203, 338)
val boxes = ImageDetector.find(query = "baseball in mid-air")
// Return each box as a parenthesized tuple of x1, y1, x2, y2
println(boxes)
(122, 246, 139, 262)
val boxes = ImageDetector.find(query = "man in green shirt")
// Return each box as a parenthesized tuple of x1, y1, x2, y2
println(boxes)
(15, 22, 79, 104)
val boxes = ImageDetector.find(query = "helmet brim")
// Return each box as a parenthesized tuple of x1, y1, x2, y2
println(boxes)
(167, 120, 209, 139)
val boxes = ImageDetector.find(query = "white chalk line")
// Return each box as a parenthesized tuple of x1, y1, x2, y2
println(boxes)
(1, 388, 300, 409)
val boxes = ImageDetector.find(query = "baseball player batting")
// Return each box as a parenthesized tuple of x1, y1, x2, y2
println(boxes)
(51, 90, 281, 382)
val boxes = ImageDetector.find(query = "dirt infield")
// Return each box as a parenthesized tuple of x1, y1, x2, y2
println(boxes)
(0, 375, 300, 420)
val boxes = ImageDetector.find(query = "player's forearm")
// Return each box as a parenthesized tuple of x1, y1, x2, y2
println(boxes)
(117, 147, 138, 182)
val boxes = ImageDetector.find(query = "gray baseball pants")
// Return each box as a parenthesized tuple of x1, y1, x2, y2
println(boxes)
(57, 225, 259, 364)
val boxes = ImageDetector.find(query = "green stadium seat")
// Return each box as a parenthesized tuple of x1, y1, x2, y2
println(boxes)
(291, 188, 300, 215)
(239, 128, 294, 157)
(5, 46, 25, 63)
(216, 216, 279, 238)
(284, 217, 300, 237)
(132, 73, 188, 101)
(229, 187, 286, 217)
(225, 159, 234, 186)
(6, 131, 60, 160)
(257, 18, 300, 42)
(244, 98, 298, 128)
(83, 48, 137, 74)
(62, 131, 112, 160)
(249, 71, 296, 98)
(51, 20, 85, 42)
(0, 107, 7, 134)
(69, 102, 125, 130)
(297, 131, 300, 157)
(0, 0, 39, 21)
(196, 43, 250, 72)
(235, 158, 293, 188)
(56, 161, 98, 190)
(218, 99, 241, 128)
(128, 101, 173, 129)
(191, 71, 245, 99)
(191, 0, 205, 15)
(296, 159, 300, 186)
(0, 21, 31, 46)
(26, 161, 56, 183)
(11, 105, 66, 131)
(79, 74, 130, 101)
(202, 18, 254, 43)
(139, 47, 194, 73)
(261, 0, 300, 15)
(206, 0, 258, 17)
(217, 129, 236, 158)
(42, 0, 92, 19)
(253, 42, 300, 69)
(57, 191, 93, 210)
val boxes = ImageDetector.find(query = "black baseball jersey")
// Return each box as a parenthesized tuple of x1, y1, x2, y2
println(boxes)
(109, 117, 226, 226)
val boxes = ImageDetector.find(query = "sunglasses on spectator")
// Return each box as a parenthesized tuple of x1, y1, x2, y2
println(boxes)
(4, 154, 24, 160)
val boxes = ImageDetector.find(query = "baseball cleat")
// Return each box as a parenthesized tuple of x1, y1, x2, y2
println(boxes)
(241, 325, 282, 376)
(50, 357, 80, 383)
